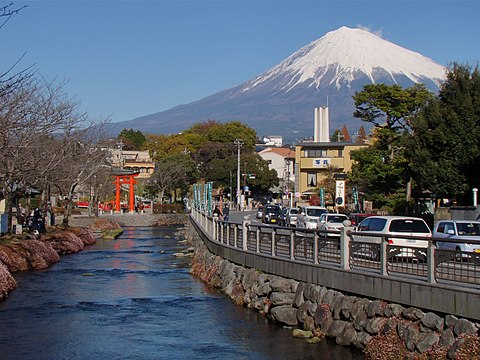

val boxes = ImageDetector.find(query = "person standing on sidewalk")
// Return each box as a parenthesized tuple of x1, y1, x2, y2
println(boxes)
(213, 205, 223, 219)
(223, 204, 230, 221)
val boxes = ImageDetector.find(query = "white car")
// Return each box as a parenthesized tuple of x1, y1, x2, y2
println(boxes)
(284, 207, 299, 227)
(353, 216, 432, 258)
(433, 220, 480, 255)
(296, 206, 328, 229)
(317, 213, 349, 236)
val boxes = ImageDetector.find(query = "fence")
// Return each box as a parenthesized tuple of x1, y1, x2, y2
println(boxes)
(190, 208, 480, 320)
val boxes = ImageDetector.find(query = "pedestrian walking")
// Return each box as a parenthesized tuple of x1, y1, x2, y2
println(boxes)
(223, 204, 230, 221)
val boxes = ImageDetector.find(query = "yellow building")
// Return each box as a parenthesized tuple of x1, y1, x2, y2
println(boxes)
(294, 141, 366, 202)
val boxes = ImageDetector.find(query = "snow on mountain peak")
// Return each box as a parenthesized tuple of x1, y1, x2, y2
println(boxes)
(244, 26, 446, 92)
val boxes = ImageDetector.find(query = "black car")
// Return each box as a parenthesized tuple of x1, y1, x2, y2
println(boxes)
(262, 205, 281, 224)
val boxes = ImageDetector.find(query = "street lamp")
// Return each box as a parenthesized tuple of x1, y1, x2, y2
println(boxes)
(234, 139, 244, 210)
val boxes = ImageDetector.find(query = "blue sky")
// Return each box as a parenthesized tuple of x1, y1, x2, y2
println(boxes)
(2, 0, 479, 124)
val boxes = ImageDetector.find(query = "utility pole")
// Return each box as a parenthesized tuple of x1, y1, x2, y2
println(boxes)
(234, 139, 244, 210)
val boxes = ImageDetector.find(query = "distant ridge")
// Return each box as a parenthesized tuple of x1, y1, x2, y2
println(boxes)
(108, 26, 446, 142)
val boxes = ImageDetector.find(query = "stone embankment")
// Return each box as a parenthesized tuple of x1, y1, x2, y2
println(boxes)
(0, 218, 122, 301)
(188, 224, 480, 359)
(70, 213, 188, 228)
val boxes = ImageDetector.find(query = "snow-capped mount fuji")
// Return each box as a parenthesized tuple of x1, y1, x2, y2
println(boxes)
(243, 26, 445, 92)
(109, 26, 447, 142)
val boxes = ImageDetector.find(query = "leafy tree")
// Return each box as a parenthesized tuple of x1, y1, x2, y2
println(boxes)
(118, 128, 146, 150)
(406, 63, 480, 202)
(205, 153, 278, 196)
(353, 83, 432, 131)
(349, 83, 433, 212)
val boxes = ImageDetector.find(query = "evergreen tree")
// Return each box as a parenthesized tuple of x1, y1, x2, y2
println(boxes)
(407, 63, 480, 202)
(118, 128, 147, 150)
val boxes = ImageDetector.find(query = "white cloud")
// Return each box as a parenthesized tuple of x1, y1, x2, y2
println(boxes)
(357, 25, 384, 38)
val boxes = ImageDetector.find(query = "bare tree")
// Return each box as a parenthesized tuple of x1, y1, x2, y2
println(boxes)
(0, 76, 110, 230)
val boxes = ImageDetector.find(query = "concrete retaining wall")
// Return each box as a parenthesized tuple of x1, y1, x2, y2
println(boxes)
(188, 220, 480, 358)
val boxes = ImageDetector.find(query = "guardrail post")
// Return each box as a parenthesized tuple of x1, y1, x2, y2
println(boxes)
(242, 217, 250, 250)
(212, 215, 218, 240)
(427, 241, 436, 283)
(340, 226, 351, 269)
(380, 238, 388, 276)
(256, 227, 260, 254)
(271, 228, 276, 256)
(234, 223, 238, 247)
(290, 231, 295, 260)
(313, 231, 319, 264)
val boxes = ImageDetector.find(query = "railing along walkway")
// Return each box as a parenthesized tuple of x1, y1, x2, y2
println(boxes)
(193, 209, 480, 287)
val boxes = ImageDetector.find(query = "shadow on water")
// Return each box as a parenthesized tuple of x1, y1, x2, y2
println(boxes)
(0, 226, 363, 360)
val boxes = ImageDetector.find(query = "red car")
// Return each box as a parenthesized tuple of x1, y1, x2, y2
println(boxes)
(349, 213, 374, 227)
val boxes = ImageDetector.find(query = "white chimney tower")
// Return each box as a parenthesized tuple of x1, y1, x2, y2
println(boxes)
(314, 106, 330, 142)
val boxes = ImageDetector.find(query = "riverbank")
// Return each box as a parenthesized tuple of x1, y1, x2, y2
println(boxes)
(0, 214, 188, 301)
(187, 221, 480, 359)
(0, 217, 123, 301)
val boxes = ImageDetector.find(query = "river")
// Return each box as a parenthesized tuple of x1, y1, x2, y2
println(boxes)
(0, 226, 363, 359)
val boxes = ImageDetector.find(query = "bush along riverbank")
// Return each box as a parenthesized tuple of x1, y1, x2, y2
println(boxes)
(0, 218, 123, 301)
(187, 224, 480, 359)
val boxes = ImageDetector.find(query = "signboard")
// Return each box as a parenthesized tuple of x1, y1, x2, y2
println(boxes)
(335, 180, 345, 208)
(313, 158, 331, 168)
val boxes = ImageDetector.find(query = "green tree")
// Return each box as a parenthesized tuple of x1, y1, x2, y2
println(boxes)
(205, 153, 278, 196)
(118, 128, 146, 150)
(353, 83, 432, 131)
(350, 84, 432, 212)
(406, 63, 480, 202)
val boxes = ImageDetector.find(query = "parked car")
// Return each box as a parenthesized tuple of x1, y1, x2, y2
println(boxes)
(297, 206, 328, 229)
(317, 213, 349, 236)
(433, 220, 480, 257)
(256, 206, 264, 219)
(348, 213, 375, 228)
(285, 207, 300, 227)
(262, 205, 282, 224)
(353, 216, 432, 258)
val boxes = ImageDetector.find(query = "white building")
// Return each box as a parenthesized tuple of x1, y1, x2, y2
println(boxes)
(258, 147, 295, 199)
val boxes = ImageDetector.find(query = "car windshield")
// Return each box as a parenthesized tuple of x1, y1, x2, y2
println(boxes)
(456, 223, 480, 236)
(328, 215, 348, 223)
(289, 209, 298, 215)
(265, 206, 280, 214)
(307, 208, 326, 217)
(389, 219, 430, 233)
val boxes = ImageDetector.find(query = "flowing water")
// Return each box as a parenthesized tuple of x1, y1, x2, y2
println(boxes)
(0, 226, 363, 359)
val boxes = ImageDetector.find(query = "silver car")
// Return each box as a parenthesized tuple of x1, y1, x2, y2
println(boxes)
(353, 216, 432, 259)
(433, 220, 480, 255)
(317, 213, 349, 236)
(297, 206, 328, 229)
(285, 207, 299, 227)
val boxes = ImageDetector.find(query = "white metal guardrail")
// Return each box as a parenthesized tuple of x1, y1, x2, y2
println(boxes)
(192, 208, 480, 287)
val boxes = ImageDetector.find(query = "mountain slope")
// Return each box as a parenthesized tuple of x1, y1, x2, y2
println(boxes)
(108, 26, 446, 142)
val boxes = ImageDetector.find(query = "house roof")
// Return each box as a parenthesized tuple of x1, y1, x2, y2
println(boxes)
(259, 147, 295, 158)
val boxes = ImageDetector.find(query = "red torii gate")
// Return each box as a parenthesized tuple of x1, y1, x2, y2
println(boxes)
(112, 169, 140, 213)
